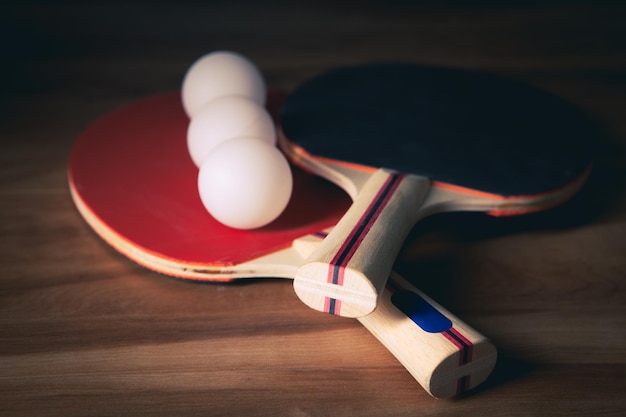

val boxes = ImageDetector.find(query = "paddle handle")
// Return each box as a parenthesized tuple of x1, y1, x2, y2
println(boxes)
(358, 271, 497, 398)
(294, 169, 429, 317)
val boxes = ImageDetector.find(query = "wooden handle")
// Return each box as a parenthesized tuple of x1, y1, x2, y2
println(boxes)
(358, 272, 497, 398)
(294, 169, 430, 317)
(293, 231, 496, 397)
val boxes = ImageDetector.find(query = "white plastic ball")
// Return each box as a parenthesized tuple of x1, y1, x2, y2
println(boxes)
(198, 138, 293, 230)
(181, 51, 266, 118)
(187, 96, 276, 168)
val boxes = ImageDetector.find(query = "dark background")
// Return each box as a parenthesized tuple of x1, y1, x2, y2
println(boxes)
(1, 1, 625, 416)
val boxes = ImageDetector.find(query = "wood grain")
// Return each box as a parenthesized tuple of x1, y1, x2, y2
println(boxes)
(1, 1, 625, 416)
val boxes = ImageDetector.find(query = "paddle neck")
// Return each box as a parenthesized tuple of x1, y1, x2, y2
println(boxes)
(294, 169, 430, 317)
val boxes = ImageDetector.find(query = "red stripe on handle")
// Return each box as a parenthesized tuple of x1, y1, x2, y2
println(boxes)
(449, 327, 474, 365)
(442, 328, 475, 395)
(326, 174, 404, 285)
(456, 375, 471, 395)
(323, 297, 342, 315)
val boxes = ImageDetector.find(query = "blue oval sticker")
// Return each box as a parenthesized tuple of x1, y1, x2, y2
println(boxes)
(391, 290, 452, 333)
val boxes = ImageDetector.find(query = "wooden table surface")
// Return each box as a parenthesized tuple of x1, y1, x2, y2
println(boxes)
(1, 1, 625, 416)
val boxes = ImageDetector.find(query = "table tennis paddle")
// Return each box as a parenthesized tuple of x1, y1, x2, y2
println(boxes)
(279, 63, 595, 318)
(68, 91, 497, 398)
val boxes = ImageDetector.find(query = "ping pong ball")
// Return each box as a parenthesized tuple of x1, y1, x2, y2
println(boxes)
(181, 51, 266, 118)
(187, 96, 276, 168)
(198, 138, 293, 230)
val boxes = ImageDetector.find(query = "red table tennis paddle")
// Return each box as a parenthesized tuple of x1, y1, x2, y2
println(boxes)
(279, 63, 594, 318)
(68, 91, 497, 398)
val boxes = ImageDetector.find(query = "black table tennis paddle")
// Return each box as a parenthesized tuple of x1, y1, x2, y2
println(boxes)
(279, 63, 594, 318)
